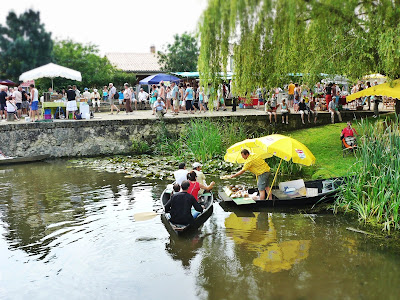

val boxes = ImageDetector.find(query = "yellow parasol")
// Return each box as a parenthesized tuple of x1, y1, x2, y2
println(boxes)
(224, 138, 273, 164)
(346, 79, 400, 102)
(224, 134, 316, 199)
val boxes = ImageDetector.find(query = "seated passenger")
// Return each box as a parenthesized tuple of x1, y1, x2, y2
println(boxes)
(174, 162, 188, 185)
(341, 121, 358, 147)
(187, 171, 215, 201)
(164, 180, 204, 225)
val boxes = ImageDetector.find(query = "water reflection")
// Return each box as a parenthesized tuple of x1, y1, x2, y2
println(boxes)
(225, 212, 310, 273)
(165, 233, 206, 268)
(0, 161, 154, 260)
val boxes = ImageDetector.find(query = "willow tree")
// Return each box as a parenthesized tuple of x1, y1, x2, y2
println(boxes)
(198, 0, 400, 95)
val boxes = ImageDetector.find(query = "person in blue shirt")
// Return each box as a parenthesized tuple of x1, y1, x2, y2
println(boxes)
(184, 83, 197, 114)
(118, 90, 124, 111)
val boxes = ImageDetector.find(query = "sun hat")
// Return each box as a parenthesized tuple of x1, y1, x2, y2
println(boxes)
(193, 162, 202, 168)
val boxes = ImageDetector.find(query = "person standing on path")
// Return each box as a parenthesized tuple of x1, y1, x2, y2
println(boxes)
(184, 83, 196, 114)
(170, 82, 179, 115)
(12, 87, 22, 119)
(30, 83, 40, 122)
(288, 81, 295, 108)
(0, 87, 7, 120)
(123, 83, 133, 114)
(229, 149, 272, 200)
(66, 85, 77, 120)
(108, 83, 120, 115)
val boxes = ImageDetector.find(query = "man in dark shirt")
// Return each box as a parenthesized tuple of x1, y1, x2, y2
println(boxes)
(0, 87, 8, 120)
(165, 180, 203, 225)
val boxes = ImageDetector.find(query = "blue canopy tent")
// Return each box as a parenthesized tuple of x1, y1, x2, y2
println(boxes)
(139, 73, 180, 85)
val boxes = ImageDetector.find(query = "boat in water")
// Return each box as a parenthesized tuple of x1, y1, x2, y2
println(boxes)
(0, 154, 49, 166)
(218, 178, 342, 207)
(160, 185, 214, 236)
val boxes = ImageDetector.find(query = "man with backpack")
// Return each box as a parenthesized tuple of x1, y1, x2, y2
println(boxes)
(108, 83, 120, 115)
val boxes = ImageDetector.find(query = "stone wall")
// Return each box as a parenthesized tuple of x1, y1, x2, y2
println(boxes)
(0, 111, 375, 158)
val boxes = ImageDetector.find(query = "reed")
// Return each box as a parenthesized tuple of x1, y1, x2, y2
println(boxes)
(335, 117, 400, 232)
(152, 118, 248, 162)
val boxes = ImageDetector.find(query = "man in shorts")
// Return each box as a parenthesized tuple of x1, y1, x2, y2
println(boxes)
(0, 87, 8, 120)
(12, 87, 22, 118)
(288, 81, 295, 108)
(29, 83, 40, 121)
(171, 81, 180, 115)
(229, 149, 272, 200)
(21, 88, 29, 116)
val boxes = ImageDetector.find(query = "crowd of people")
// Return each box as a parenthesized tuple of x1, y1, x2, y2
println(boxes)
(0, 84, 39, 122)
(0, 77, 383, 123)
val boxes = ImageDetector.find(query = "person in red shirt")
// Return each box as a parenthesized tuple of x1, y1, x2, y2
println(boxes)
(187, 171, 215, 201)
(341, 121, 358, 146)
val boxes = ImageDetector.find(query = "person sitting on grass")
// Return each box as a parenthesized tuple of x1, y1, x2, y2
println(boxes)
(187, 171, 215, 202)
(229, 149, 272, 200)
(340, 121, 358, 147)
(164, 180, 204, 225)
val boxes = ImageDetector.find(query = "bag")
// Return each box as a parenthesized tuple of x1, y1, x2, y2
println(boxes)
(281, 109, 288, 113)
(74, 111, 82, 120)
(113, 92, 119, 100)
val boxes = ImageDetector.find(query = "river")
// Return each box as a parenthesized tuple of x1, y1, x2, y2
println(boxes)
(1, 159, 399, 300)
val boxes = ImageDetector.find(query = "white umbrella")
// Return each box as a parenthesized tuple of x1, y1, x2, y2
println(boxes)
(19, 63, 82, 90)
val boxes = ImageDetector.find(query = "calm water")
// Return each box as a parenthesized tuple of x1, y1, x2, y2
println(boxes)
(1, 160, 400, 300)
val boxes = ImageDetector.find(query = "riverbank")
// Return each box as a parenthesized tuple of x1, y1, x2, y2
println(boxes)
(0, 108, 378, 158)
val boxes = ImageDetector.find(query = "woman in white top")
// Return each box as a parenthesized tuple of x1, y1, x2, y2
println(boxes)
(166, 86, 172, 114)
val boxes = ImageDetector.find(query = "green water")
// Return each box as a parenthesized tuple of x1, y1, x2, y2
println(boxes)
(0, 160, 399, 300)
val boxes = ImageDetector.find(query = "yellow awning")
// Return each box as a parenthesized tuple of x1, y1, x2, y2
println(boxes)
(347, 80, 400, 102)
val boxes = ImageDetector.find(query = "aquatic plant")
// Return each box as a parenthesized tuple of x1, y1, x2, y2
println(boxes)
(335, 117, 400, 232)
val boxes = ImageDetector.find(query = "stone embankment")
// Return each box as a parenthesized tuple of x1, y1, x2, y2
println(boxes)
(0, 110, 376, 158)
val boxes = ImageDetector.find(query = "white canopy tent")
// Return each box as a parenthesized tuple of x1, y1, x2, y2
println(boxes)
(19, 63, 82, 90)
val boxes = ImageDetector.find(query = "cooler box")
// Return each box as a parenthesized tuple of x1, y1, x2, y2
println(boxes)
(44, 114, 52, 120)
(79, 102, 90, 120)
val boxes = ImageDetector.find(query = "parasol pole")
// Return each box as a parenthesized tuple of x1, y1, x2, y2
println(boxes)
(267, 158, 282, 200)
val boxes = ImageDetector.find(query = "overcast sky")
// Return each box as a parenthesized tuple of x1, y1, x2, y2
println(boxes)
(0, 0, 208, 55)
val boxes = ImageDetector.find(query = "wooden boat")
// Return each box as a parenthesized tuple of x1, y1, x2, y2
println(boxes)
(160, 185, 214, 236)
(0, 154, 49, 166)
(218, 178, 343, 207)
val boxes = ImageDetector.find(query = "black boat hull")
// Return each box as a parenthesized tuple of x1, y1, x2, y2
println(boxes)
(218, 178, 342, 207)
(160, 188, 214, 236)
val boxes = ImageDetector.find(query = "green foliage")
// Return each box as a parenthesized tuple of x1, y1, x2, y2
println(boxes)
(199, 0, 400, 93)
(335, 117, 400, 232)
(152, 118, 247, 162)
(0, 9, 53, 81)
(130, 139, 150, 154)
(158, 32, 199, 72)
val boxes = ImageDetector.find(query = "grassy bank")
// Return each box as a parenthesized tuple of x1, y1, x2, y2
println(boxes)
(334, 117, 400, 232)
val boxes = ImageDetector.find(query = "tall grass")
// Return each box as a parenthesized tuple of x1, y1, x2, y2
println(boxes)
(334, 117, 400, 232)
(153, 118, 248, 162)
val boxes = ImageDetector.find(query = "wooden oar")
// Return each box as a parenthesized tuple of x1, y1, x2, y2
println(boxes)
(133, 212, 161, 222)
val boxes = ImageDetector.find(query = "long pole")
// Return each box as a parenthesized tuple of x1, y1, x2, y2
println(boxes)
(267, 158, 282, 200)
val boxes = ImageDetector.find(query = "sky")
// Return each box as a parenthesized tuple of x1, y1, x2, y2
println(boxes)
(0, 0, 208, 55)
